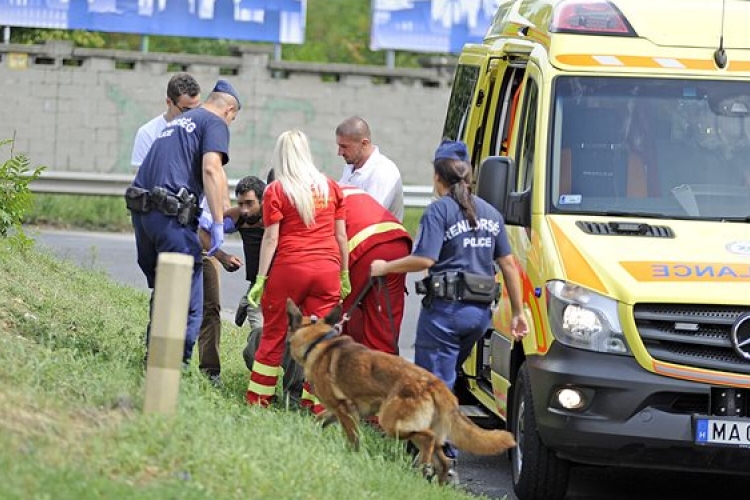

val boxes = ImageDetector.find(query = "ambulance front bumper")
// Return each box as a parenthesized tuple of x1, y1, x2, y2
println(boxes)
(526, 343, 750, 473)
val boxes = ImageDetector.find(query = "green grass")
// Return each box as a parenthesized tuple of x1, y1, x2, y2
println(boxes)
(0, 239, 473, 499)
(25, 194, 134, 232)
(26, 194, 424, 236)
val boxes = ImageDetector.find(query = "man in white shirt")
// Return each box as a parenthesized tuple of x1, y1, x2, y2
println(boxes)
(130, 73, 202, 169)
(336, 116, 404, 221)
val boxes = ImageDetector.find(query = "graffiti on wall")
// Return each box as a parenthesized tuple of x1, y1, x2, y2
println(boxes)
(108, 85, 341, 179)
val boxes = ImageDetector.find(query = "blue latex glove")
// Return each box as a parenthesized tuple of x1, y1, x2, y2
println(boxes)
(247, 276, 267, 307)
(198, 212, 212, 232)
(222, 216, 237, 234)
(207, 222, 224, 256)
(199, 214, 235, 233)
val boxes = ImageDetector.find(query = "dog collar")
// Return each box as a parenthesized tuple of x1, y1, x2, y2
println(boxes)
(302, 328, 338, 362)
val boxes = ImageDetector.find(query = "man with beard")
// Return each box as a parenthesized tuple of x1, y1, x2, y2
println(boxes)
(230, 175, 267, 330)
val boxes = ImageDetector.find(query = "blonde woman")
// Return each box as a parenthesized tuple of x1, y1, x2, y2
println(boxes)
(245, 129, 350, 411)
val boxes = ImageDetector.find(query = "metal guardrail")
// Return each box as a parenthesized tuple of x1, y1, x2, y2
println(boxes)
(29, 171, 435, 208)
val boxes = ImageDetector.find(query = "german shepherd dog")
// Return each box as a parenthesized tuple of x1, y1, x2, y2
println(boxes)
(286, 299, 516, 484)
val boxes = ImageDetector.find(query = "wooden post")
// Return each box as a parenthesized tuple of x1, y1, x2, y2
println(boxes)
(144, 252, 193, 415)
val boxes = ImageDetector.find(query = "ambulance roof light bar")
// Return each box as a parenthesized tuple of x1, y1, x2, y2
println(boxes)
(550, 0, 637, 37)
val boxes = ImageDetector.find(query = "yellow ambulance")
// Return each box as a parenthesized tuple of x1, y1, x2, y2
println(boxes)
(444, 0, 750, 498)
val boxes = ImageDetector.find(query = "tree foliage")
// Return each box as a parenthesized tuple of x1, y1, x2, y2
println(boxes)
(8, 0, 428, 66)
(0, 139, 45, 249)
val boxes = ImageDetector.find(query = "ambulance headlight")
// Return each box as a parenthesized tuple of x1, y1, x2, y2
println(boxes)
(546, 281, 631, 355)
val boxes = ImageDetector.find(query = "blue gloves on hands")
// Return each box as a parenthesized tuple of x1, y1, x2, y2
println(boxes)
(199, 213, 236, 234)
(207, 222, 224, 256)
(222, 216, 237, 234)
(198, 212, 213, 232)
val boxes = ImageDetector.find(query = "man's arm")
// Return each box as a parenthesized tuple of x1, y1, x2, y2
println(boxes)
(202, 151, 227, 224)
(198, 226, 243, 272)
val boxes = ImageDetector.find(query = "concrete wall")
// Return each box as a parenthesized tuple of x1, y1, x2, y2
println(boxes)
(0, 41, 453, 185)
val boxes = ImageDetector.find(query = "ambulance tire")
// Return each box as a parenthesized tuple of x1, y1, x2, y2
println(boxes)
(510, 364, 569, 500)
(242, 327, 305, 397)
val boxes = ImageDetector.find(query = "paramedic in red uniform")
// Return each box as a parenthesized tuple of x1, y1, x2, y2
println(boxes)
(245, 129, 350, 410)
(340, 185, 412, 354)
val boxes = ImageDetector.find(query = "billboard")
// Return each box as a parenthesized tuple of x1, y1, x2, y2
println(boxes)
(0, 0, 306, 43)
(371, 0, 501, 54)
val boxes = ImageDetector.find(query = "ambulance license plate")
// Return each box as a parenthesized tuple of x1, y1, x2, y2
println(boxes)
(694, 416, 750, 447)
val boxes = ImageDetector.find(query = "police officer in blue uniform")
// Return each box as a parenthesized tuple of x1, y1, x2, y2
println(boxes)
(125, 79, 242, 367)
(370, 139, 528, 480)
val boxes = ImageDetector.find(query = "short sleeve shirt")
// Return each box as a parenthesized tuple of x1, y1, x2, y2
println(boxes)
(412, 195, 511, 277)
(132, 108, 229, 200)
(339, 147, 404, 221)
(130, 114, 167, 169)
(263, 178, 346, 267)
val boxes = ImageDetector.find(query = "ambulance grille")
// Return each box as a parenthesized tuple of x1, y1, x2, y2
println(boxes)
(633, 304, 750, 375)
(576, 221, 674, 237)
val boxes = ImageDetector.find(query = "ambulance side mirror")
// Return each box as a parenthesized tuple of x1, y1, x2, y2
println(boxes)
(476, 156, 522, 223)
(505, 188, 531, 227)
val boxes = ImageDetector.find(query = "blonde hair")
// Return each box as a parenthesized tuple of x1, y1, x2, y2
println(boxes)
(273, 129, 329, 226)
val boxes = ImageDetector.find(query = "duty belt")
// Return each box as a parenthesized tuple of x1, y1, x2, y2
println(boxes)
(124, 186, 199, 227)
(415, 271, 498, 307)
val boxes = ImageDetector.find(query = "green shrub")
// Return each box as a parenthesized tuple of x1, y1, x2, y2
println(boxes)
(0, 139, 45, 248)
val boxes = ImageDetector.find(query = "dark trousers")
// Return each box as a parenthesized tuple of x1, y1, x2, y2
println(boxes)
(132, 211, 203, 364)
(414, 299, 491, 391)
(198, 255, 222, 375)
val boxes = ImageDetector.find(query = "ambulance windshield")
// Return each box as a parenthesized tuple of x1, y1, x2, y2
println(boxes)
(550, 76, 750, 220)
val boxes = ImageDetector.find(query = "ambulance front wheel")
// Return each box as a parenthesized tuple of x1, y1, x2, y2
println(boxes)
(511, 364, 570, 500)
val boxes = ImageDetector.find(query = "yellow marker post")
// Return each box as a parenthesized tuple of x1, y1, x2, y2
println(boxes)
(144, 252, 193, 415)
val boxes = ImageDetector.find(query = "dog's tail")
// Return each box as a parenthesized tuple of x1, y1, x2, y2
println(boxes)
(448, 410, 516, 455)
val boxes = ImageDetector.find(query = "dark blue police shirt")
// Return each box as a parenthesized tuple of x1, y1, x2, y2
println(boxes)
(412, 194, 511, 277)
(133, 107, 230, 200)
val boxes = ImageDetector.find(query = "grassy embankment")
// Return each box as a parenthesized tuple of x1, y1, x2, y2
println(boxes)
(0, 240, 477, 499)
(24, 194, 425, 236)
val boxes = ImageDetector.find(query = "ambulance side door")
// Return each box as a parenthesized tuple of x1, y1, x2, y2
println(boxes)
(442, 50, 506, 171)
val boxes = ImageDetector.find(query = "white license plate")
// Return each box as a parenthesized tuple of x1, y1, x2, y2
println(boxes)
(695, 417, 750, 447)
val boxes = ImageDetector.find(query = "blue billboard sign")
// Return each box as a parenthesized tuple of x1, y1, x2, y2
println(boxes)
(0, 0, 306, 43)
(371, 0, 501, 54)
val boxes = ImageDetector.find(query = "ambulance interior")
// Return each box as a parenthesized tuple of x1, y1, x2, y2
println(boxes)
(550, 77, 750, 219)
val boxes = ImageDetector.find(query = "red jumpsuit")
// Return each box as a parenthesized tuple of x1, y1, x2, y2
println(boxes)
(340, 186, 412, 355)
(246, 179, 345, 408)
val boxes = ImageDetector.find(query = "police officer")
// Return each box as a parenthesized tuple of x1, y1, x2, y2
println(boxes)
(370, 139, 528, 481)
(125, 79, 242, 367)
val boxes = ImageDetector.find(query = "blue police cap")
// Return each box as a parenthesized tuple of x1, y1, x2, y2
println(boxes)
(212, 79, 241, 110)
(434, 139, 469, 162)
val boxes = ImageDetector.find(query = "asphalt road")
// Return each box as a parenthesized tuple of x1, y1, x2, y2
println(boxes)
(31, 228, 750, 499)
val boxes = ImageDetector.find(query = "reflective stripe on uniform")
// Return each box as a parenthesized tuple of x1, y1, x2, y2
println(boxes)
(252, 359, 280, 377)
(349, 222, 406, 254)
(247, 377, 277, 396)
(342, 187, 368, 197)
(247, 360, 280, 397)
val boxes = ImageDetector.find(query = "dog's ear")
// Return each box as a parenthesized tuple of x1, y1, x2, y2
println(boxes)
(286, 298, 303, 332)
(324, 303, 343, 326)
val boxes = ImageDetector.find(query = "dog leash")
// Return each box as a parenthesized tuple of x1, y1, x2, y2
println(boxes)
(338, 276, 400, 354)
(371, 276, 400, 354)
(339, 278, 374, 326)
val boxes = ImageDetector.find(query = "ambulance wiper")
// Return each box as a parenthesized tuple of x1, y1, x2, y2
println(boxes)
(719, 216, 750, 223)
